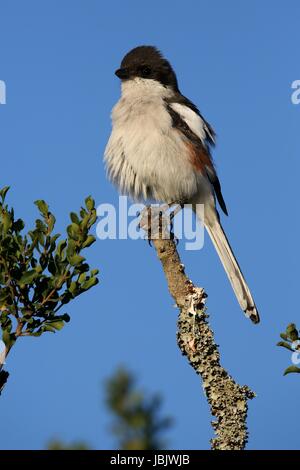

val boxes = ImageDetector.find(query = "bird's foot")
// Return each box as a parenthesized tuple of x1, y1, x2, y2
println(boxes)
(139, 202, 183, 243)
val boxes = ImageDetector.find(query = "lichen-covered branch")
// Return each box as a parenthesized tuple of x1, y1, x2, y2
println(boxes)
(149, 232, 255, 450)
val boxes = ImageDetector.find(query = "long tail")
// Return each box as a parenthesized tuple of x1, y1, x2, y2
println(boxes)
(196, 205, 260, 324)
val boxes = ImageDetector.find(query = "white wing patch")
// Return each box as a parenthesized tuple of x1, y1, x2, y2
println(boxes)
(170, 103, 215, 145)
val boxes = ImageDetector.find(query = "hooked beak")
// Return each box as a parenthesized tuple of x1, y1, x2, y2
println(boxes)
(115, 68, 130, 80)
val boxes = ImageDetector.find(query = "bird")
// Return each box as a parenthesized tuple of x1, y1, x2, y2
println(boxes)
(104, 45, 260, 324)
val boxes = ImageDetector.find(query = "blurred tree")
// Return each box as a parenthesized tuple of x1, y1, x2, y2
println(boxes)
(47, 440, 91, 450)
(0, 186, 99, 394)
(277, 323, 300, 375)
(105, 367, 173, 450)
(46, 367, 173, 450)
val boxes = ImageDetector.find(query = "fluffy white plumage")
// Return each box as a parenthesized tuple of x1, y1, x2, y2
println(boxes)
(104, 78, 212, 204)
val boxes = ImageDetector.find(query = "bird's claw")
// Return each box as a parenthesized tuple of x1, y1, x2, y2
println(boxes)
(139, 204, 182, 244)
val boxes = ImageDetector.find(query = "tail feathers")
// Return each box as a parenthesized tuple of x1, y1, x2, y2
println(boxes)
(201, 210, 260, 324)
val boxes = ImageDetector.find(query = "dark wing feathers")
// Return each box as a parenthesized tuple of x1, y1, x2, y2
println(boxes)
(165, 95, 228, 216)
(166, 93, 216, 147)
(205, 166, 228, 216)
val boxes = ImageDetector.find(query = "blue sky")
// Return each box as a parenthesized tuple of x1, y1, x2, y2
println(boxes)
(0, 0, 299, 450)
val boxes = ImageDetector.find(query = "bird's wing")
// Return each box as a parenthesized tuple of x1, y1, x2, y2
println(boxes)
(167, 93, 216, 146)
(165, 99, 228, 215)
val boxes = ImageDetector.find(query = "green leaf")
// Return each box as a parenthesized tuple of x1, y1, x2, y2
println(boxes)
(69, 281, 77, 295)
(2, 330, 16, 348)
(78, 273, 86, 284)
(48, 258, 57, 276)
(2, 211, 12, 234)
(46, 320, 65, 330)
(67, 223, 81, 240)
(80, 207, 87, 218)
(283, 366, 300, 376)
(43, 325, 56, 333)
(280, 333, 289, 341)
(69, 254, 85, 266)
(66, 239, 76, 261)
(36, 219, 46, 232)
(70, 223, 80, 235)
(286, 323, 299, 341)
(80, 213, 90, 231)
(70, 212, 80, 225)
(37, 231, 45, 246)
(90, 269, 99, 276)
(277, 341, 293, 351)
(85, 196, 95, 211)
(19, 270, 39, 285)
(0, 186, 10, 202)
(34, 200, 49, 216)
(89, 212, 97, 226)
(56, 240, 67, 257)
(82, 235, 96, 248)
(81, 277, 98, 291)
(47, 214, 56, 233)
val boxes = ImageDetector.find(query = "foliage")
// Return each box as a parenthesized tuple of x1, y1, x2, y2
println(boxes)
(0, 186, 99, 363)
(47, 439, 91, 450)
(105, 367, 173, 450)
(277, 323, 300, 375)
(46, 368, 173, 450)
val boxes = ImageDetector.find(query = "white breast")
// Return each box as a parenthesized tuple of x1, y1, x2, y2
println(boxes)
(104, 78, 207, 203)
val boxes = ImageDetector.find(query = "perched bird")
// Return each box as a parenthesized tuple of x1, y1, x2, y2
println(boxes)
(104, 45, 260, 324)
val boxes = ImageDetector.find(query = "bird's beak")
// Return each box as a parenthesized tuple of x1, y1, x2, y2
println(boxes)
(115, 68, 130, 80)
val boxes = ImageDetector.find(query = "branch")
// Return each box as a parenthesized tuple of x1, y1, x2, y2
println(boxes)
(0, 189, 99, 397)
(144, 209, 255, 450)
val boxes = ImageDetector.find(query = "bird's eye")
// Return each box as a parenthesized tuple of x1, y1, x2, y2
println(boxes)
(140, 66, 152, 77)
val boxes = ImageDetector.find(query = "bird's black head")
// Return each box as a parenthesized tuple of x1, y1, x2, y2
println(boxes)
(115, 46, 179, 91)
